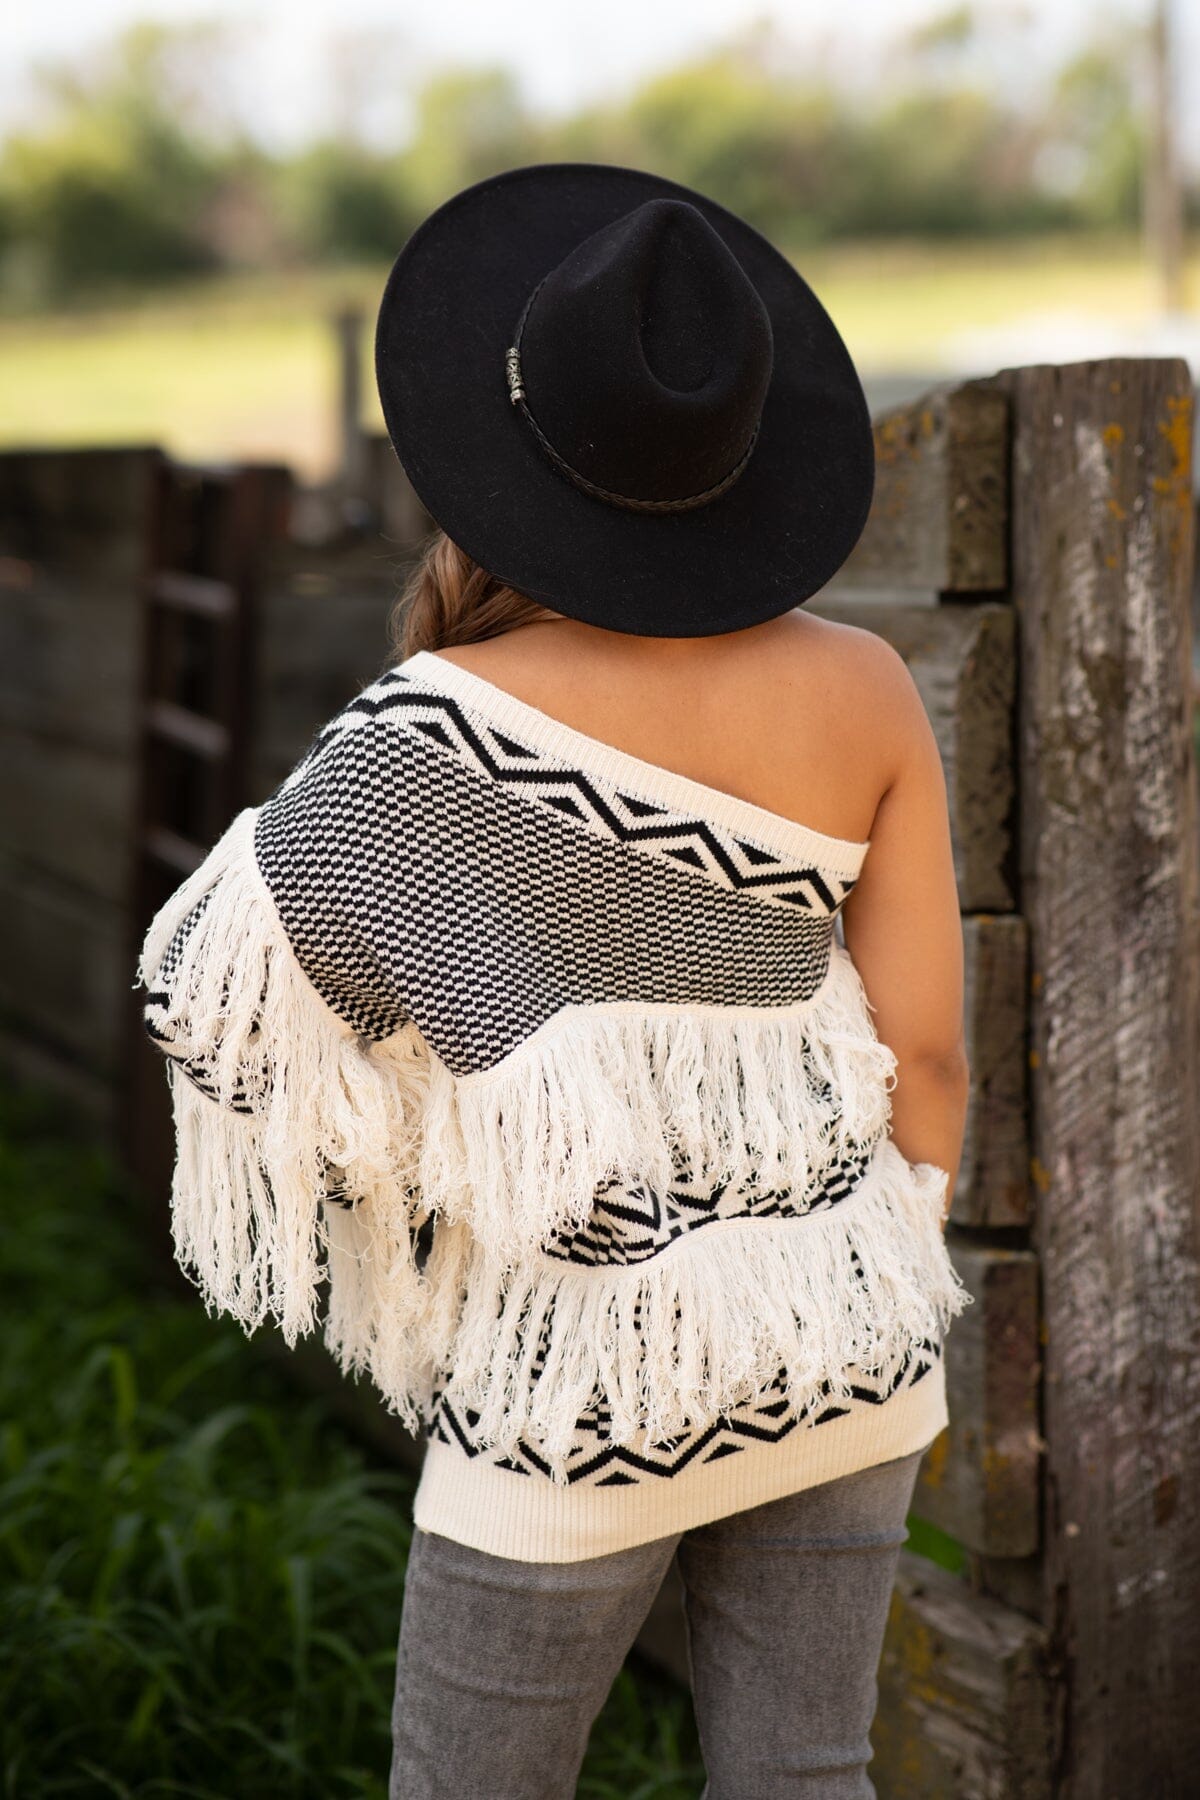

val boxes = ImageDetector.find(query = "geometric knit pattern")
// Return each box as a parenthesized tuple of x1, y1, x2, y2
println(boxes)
(422, 1137, 939, 1489)
(277, 661, 862, 911)
(425, 1337, 943, 1490)
(136, 647, 966, 1554)
(251, 657, 861, 1074)
(536, 1138, 878, 1268)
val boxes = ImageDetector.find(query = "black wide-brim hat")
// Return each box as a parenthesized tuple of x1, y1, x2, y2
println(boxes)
(375, 162, 875, 638)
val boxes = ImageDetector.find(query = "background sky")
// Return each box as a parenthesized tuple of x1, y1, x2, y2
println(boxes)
(5, 0, 1198, 167)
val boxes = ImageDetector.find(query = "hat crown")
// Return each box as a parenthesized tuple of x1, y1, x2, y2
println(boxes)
(518, 198, 774, 506)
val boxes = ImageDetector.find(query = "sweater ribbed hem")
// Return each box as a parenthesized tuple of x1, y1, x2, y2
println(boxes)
(411, 1356, 949, 1563)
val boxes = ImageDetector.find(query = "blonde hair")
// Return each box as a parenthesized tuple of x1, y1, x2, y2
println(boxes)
(388, 529, 563, 662)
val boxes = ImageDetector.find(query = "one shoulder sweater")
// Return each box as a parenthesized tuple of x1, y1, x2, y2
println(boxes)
(136, 648, 973, 1562)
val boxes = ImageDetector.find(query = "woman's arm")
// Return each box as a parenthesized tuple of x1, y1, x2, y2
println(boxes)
(840, 638, 970, 1226)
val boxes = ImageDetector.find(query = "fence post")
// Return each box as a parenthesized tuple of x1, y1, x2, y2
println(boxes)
(332, 306, 368, 511)
(994, 356, 1200, 1794)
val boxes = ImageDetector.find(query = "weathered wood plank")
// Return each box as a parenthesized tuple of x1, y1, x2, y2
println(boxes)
(0, 852, 127, 1081)
(811, 599, 1016, 911)
(991, 355, 1200, 1794)
(874, 1551, 1052, 1799)
(0, 577, 142, 755)
(962, 1548, 1044, 1621)
(250, 549, 397, 798)
(825, 382, 1009, 593)
(0, 445, 157, 574)
(0, 728, 135, 903)
(915, 1242, 1041, 1557)
(364, 433, 436, 548)
(875, 913, 1027, 1229)
(957, 915, 1029, 1228)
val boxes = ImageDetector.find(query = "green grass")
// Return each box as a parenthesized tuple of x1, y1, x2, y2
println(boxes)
(0, 1067, 974, 1796)
(1, 231, 1193, 480)
(0, 1081, 704, 1797)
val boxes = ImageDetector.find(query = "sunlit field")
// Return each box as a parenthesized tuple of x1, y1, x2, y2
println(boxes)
(0, 232, 1194, 481)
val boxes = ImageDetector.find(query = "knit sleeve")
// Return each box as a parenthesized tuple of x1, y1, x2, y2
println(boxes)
(133, 805, 436, 1432)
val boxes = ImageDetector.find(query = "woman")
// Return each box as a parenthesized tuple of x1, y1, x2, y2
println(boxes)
(137, 164, 973, 1799)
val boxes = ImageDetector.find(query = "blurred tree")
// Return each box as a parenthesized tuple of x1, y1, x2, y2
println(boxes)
(272, 142, 416, 263)
(0, 22, 233, 299)
(325, 26, 417, 151)
(624, 53, 853, 244)
(544, 101, 647, 172)
(399, 67, 544, 214)
(903, 3, 979, 64)
(0, 9, 1186, 304)
(842, 85, 1060, 236)
(1040, 33, 1145, 229)
(262, 27, 417, 264)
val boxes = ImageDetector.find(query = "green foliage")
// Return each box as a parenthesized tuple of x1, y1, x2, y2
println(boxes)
(272, 143, 417, 264)
(905, 4, 978, 58)
(839, 86, 1058, 237)
(0, 1085, 417, 1794)
(1048, 43, 1146, 229)
(0, 1081, 708, 1796)
(0, 23, 230, 301)
(401, 66, 546, 213)
(0, 14, 1168, 305)
(625, 56, 851, 244)
(905, 1511, 966, 1575)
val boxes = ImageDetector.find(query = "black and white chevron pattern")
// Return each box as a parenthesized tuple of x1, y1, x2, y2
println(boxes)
(276, 663, 860, 912)
(141, 652, 943, 1509)
(425, 1337, 943, 1489)
(249, 660, 863, 1077)
(538, 1138, 877, 1267)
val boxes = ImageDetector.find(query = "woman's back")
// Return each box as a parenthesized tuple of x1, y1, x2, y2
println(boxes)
(424, 607, 970, 1181)
(424, 610, 885, 847)
(137, 592, 972, 1535)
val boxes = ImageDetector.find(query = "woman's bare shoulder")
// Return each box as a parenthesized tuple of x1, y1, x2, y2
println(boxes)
(776, 606, 909, 678)
(769, 611, 923, 766)
(710, 610, 921, 842)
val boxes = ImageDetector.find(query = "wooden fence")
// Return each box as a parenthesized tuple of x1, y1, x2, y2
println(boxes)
(0, 447, 160, 1124)
(1, 355, 1197, 1797)
(814, 358, 1200, 1797)
(249, 357, 1200, 1797)
(0, 440, 421, 1137)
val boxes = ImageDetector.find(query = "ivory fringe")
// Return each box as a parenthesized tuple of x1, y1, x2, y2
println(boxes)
(136, 804, 965, 1458)
(417, 937, 904, 1269)
(346, 1136, 974, 1485)
(135, 807, 432, 1414)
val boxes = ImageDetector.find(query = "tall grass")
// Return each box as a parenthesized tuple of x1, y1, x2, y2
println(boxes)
(0, 1083, 703, 1797)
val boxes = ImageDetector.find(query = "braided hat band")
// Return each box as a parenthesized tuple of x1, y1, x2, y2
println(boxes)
(504, 276, 761, 515)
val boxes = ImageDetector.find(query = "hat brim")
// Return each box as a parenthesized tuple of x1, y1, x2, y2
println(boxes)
(375, 162, 875, 638)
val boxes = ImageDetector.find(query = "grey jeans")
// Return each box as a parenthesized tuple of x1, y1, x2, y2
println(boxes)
(389, 1445, 927, 1799)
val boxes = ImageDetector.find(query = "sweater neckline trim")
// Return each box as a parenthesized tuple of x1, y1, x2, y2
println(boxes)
(399, 650, 871, 878)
